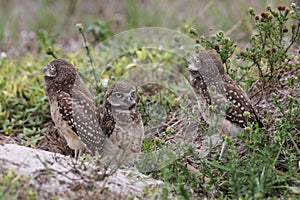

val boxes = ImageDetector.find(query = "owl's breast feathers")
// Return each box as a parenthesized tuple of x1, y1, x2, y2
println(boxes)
(101, 105, 141, 137)
(189, 72, 212, 105)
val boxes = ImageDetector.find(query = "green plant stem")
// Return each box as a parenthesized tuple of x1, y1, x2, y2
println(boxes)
(284, 25, 300, 55)
(287, 131, 300, 155)
(77, 24, 100, 91)
(78, 29, 94, 66)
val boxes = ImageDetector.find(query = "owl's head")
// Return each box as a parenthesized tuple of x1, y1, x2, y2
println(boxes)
(105, 82, 137, 110)
(188, 51, 225, 75)
(43, 59, 77, 85)
(187, 53, 202, 72)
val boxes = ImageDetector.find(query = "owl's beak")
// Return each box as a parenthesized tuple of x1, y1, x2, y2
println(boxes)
(188, 63, 198, 71)
(128, 96, 136, 105)
(127, 96, 136, 110)
(43, 65, 48, 74)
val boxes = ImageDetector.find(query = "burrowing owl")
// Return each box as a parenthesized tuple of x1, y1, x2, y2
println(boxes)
(101, 82, 144, 154)
(43, 59, 105, 159)
(188, 51, 263, 157)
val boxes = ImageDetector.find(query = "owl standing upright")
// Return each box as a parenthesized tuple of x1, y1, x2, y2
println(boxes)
(43, 59, 105, 159)
(101, 81, 144, 159)
(187, 51, 263, 158)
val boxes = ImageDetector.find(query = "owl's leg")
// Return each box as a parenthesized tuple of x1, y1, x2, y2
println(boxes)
(219, 141, 227, 159)
(78, 149, 83, 159)
(74, 149, 83, 160)
(74, 149, 78, 160)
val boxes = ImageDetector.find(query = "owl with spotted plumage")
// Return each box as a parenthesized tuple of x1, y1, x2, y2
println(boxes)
(101, 82, 144, 155)
(188, 51, 263, 157)
(43, 59, 105, 159)
(188, 51, 262, 129)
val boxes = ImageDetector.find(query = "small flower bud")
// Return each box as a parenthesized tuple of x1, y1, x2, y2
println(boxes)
(190, 27, 197, 36)
(248, 7, 255, 16)
(285, 7, 290, 15)
(261, 12, 267, 18)
(266, 49, 271, 54)
(76, 23, 83, 32)
(166, 127, 175, 134)
(214, 44, 220, 51)
(173, 98, 179, 105)
(243, 111, 250, 118)
(154, 137, 161, 145)
(244, 127, 252, 134)
(255, 15, 260, 20)
(283, 27, 288, 33)
(268, 15, 273, 20)
(277, 5, 285, 11)
(271, 92, 276, 98)
(46, 47, 54, 55)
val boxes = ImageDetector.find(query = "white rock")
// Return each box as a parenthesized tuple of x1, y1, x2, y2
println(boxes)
(0, 144, 162, 198)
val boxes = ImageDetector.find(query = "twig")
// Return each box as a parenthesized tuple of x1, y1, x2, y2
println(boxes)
(76, 23, 99, 91)
(35, 154, 84, 181)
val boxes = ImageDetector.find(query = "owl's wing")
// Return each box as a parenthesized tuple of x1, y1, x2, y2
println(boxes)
(56, 91, 77, 133)
(223, 80, 262, 127)
(101, 108, 115, 137)
(57, 90, 105, 154)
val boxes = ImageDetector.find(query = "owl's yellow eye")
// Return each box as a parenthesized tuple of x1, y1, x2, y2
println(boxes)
(115, 93, 123, 98)
(50, 65, 55, 71)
